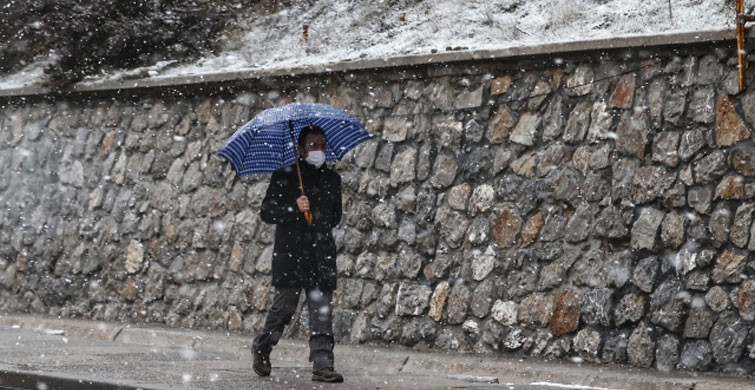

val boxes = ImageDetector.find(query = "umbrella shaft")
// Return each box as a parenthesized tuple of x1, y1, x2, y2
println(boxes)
(289, 120, 313, 224)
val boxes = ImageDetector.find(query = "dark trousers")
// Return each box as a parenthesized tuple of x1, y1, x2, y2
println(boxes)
(252, 287, 335, 371)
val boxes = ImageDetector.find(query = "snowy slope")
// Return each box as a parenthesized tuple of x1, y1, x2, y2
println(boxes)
(0, 0, 735, 89)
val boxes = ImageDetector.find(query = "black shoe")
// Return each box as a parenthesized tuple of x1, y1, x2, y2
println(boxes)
(252, 348, 271, 377)
(312, 367, 343, 383)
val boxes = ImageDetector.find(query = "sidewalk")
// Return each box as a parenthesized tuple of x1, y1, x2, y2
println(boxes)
(0, 314, 752, 390)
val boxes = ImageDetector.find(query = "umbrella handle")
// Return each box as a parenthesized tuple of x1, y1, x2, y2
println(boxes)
(294, 160, 313, 224)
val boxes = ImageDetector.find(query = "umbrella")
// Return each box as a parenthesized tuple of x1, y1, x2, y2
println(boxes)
(219, 102, 371, 175)
(218, 102, 371, 222)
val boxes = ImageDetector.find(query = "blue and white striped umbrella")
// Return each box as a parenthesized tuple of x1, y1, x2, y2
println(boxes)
(218, 103, 371, 176)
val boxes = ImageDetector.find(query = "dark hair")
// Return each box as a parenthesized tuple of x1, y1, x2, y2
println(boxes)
(298, 125, 326, 147)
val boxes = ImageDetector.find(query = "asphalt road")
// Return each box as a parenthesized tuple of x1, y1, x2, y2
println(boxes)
(1, 315, 753, 390)
(0, 326, 612, 390)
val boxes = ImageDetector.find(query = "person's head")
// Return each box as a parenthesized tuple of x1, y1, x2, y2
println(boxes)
(298, 125, 327, 157)
(298, 125, 327, 167)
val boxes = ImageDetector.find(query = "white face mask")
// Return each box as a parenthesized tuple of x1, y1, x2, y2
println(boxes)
(305, 150, 326, 168)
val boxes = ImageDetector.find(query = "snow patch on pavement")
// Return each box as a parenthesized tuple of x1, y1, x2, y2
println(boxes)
(530, 382, 625, 390)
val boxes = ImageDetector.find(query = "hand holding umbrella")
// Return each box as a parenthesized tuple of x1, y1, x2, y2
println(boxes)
(296, 195, 312, 223)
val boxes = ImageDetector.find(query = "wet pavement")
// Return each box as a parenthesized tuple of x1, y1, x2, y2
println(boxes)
(0, 314, 753, 390)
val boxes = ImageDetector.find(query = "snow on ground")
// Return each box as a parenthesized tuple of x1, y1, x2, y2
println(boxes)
(529, 383, 623, 390)
(0, 0, 735, 89)
(0, 55, 58, 90)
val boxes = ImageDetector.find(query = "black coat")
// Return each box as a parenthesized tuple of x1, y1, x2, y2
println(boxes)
(259, 159, 342, 291)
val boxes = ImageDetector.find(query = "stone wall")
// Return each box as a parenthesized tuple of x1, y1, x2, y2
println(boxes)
(3, 41, 755, 374)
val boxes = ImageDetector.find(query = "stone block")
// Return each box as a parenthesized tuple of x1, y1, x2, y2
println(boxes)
(608, 74, 636, 109)
(627, 324, 655, 368)
(550, 289, 579, 336)
(631, 207, 665, 250)
(493, 207, 521, 248)
(715, 94, 750, 146)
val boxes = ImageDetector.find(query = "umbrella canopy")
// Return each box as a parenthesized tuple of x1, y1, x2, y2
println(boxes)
(218, 102, 371, 176)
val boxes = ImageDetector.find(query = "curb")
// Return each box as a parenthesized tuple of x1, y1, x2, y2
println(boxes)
(0, 369, 135, 390)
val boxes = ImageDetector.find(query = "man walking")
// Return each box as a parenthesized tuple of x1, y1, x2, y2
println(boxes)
(252, 125, 344, 383)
